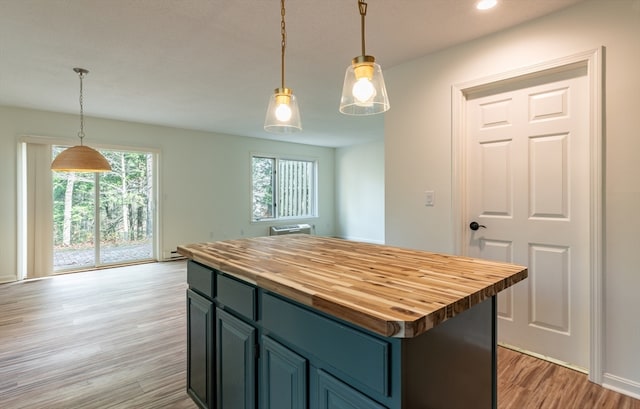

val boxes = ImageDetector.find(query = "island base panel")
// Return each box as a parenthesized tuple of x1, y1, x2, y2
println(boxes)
(402, 297, 496, 409)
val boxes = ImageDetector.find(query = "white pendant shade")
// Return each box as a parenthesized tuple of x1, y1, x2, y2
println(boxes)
(51, 145, 112, 172)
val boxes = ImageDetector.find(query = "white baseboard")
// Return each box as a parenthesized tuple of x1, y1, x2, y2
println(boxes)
(603, 373, 640, 400)
(0, 274, 17, 284)
(498, 342, 588, 373)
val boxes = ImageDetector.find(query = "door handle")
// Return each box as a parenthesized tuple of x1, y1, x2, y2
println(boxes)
(469, 221, 486, 231)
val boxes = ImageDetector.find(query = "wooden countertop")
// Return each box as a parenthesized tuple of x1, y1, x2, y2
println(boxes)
(177, 235, 527, 338)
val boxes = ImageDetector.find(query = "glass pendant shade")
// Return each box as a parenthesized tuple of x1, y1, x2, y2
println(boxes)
(340, 55, 389, 115)
(51, 145, 112, 172)
(264, 87, 302, 133)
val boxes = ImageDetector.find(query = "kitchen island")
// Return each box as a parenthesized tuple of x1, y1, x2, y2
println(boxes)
(178, 235, 527, 409)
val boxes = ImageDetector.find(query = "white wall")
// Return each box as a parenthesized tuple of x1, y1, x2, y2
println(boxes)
(0, 105, 336, 283)
(384, 0, 640, 397)
(335, 140, 384, 243)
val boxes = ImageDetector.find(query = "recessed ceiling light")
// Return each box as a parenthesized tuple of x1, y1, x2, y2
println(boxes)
(476, 0, 497, 10)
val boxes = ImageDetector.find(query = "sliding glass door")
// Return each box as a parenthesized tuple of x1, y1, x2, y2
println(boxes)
(52, 146, 154, 272)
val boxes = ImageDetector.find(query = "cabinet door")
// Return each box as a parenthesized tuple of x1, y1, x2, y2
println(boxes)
(316, 370, 387, 409)
(261, 336, 308, 409)
(187, 289, 214, 409)
(216, 308, 257, 409)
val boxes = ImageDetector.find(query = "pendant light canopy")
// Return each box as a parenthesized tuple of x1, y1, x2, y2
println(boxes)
(264, 0, 302, 133)
(51, 68, 111, 172)
(339, 0, 390, 116)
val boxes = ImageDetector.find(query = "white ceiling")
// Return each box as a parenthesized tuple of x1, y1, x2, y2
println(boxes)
(0, 0, 585, 147)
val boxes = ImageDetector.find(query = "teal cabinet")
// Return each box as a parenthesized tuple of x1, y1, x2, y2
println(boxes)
(186, 260, 495, 409)
(316, 370, 387, 409)
(216, 308, 257, 409)
(186, 289, 214, 409)
(261, 336, 308, 409)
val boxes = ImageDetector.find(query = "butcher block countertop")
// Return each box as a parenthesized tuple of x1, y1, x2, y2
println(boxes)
(177, 235, 527, 338)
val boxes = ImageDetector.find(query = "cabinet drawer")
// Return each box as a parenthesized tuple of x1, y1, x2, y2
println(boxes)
(217, 274, 257, 320)
(262, 293, 389, 396)
(187, 261, 215, 299)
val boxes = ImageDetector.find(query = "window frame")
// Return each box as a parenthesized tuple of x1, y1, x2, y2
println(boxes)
(250, 153, 318, 223)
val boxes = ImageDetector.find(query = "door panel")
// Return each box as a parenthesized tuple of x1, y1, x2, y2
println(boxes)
(465, 70, 589, 370)
(480, 240, 514, 320)
(529, 134, 568, 218)
(216, 308, 256, 409)
(529, 244, 570, 333)
(480, 141, 512, 216)
(261, 336, 307, 409)
(187, 289, 214, 409)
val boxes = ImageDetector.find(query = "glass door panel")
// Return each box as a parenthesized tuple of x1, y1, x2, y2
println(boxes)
(98, 151, 153, 265)
(52, 146, 154, 272)
(52, 146, 97, 271)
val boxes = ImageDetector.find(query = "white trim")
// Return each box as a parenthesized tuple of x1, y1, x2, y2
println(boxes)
(499, 342, 587, 374)
(603, 373, 640, 400)
(0, 274, 16, 284)
(16, 136, 163, 281)
(153, 151, 162, 264)
(249, 151, 319, 223)
(586, 48, 604, 386)
(18, 134, 161, 154)
(16, 142, 27, 282)
(451, 48, 604, 384)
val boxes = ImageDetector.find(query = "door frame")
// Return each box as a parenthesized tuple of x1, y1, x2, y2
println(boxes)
(17, 135, 162, 279)
(451, 48, 604, 384)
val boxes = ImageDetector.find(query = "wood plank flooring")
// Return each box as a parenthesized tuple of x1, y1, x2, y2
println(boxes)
(1, 261, 638, 408)
(0, 261, 197, 409)
(498, 347, 640, 409)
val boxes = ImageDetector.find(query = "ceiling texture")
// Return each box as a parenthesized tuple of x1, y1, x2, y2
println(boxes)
(0, 0, 585, 147)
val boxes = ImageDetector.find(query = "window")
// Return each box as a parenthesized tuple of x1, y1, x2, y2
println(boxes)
(252, 155, 316, 221)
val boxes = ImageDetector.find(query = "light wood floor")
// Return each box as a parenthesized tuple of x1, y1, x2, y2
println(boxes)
(1, 261, 638, 409)
(0, 261, 197, 409)
(498, 347, 640, 409)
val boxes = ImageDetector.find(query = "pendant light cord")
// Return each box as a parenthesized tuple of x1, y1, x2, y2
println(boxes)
(78, 70, 85, 145)
(359, 0, 367, 56)
(280, 0, 286, 89)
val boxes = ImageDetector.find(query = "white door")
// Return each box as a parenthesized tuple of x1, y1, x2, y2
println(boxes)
(464, 68, 590, 370)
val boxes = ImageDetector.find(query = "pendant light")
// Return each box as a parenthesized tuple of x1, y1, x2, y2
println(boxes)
(264, 0, 302, 133)
(51, 68, 111, 172)
(339, 0, 390, 115)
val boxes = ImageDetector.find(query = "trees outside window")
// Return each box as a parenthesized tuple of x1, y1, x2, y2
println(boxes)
(52, 147, 154, 270)
(252, 155, 316, 221)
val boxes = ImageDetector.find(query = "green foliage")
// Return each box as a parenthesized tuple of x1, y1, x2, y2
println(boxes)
(52, 147, 153, 248)
(252, 156, 274, 220)
(251, 156, 315, 221)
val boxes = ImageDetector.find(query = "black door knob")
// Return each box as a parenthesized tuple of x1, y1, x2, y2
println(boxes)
(469, 221, 486, 231)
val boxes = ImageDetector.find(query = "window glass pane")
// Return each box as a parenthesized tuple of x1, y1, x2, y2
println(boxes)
(52, 145, 154, 271)
(278, 159, 314, 218)
(252, 157, 275, 220)
(99, 151, 154, 264)
(52, 147, 96, 270)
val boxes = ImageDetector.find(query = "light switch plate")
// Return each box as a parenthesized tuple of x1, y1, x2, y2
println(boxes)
(425, 190, 435, 206)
